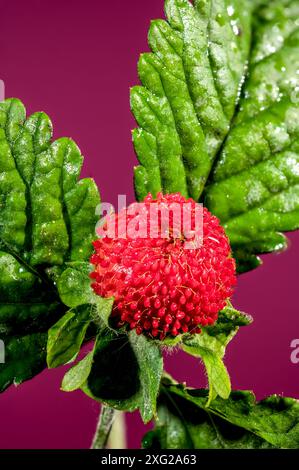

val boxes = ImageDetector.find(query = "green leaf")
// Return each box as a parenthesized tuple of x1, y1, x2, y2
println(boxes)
(149, 383, 299, 449)
(82, 329, 163, 423)
(0, 98, 100, 389)
(56, 262, 96, 308)
(129, 330, 164, 422)
(204, 352, 230, 404)
(184, 341, 231, 403)
(47, 305, 91, 368)
(61, 349, 95, 392)
(143, 383, 275, 449)
(82, 330, 140, 410)
(132, 1, 299, 273)
(197, 306, 252, 357)
(94, 296, 115, 328)
(56, 261, 114, 330)
(0, 333, 48, 392)
(204, 1, 299, 272)
(182, 306, 251, 402)
(0, 251, 62, 335)
(131, 0, 252, 201)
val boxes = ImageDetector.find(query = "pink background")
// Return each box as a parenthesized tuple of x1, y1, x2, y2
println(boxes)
(0, 0, 298, 449)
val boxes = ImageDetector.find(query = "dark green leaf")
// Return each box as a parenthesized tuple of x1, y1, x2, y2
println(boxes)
(232, 232, 287, 273)
(143, 383, 275, 449)
(158, 383, 299, 449)
(204, 1, 299, 271)
(0, 98, 100, 389)
(132, 1, 299, 273)
(0, 250, 62, 335)
(82, 330, 141, 410)
(47, 305, 91, 368)
(131, 0, 252, 201)
(82, 330, 163, 423)
(0, 332, 48, 392)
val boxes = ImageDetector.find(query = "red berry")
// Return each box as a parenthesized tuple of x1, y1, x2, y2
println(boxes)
(90, 192, 236, 340)
(161, 285, 168, 295)
(185, 288, 192, 298)
(186, 302, 194, 312)
(165, 314, 173, 325)
(158, 307, 166, 317)
(176, 311, 185, 320)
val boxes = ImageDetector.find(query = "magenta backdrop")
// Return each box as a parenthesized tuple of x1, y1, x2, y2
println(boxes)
(0, 0, 298, 449)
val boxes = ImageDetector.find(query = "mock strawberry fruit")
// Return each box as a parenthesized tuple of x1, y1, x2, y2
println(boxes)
(90, 193, 236, 340)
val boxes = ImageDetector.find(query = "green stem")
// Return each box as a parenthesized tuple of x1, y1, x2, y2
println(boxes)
(91, 405, 116, 449)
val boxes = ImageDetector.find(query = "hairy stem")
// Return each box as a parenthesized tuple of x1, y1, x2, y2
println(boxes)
(91, 406, 127, 449)
(91, 405, 115, 449)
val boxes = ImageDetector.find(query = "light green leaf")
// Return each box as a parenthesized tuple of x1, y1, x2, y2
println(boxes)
(183, 341, 231, 403)
(194, 306, 252, 358)
(61, 349, 95, 392)
(94, 297, 115, 328)
(129, 330, 163, 422)
(47, 305, 91, 368)
(57, 262, 114, 332)
(182, 306, 251, 402)
(57, 262, 96, 308)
